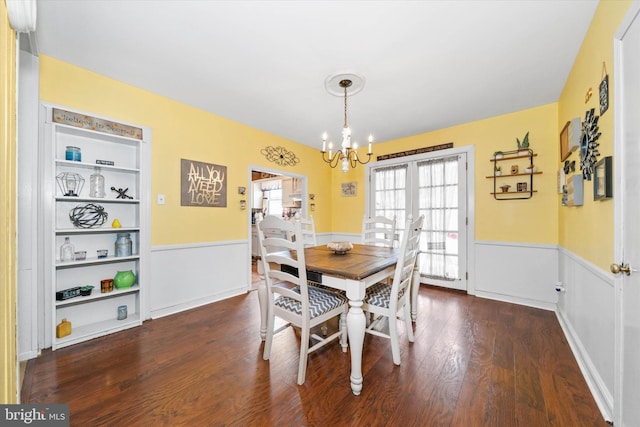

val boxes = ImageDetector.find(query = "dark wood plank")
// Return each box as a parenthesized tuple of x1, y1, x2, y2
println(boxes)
(22, 283, 609, 427)
(304, 244, 398, 280)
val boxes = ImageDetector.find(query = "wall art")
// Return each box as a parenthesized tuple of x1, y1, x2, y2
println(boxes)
(181, 158, 227, 207)
(600, 62, 609, 116)
(594, 156, 613, 200)
(260, 146, 300, 167)
(341, 182, 357, 197)
(579, 108, 601, 181)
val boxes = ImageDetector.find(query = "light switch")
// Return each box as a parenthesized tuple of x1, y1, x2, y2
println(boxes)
(157, 194, 165, 205)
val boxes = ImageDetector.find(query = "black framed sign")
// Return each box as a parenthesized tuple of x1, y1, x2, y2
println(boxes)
(600, 67, 609, 116)
(594, 156, 612, 200)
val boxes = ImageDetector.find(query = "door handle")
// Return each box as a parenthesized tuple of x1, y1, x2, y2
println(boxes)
(611, 262, 632, 276)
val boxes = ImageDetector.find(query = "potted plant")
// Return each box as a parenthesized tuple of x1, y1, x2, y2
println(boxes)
(525, 164, 537, 173)
(494, 165, 502, 176)
(517, 132, 530, 155)
(493, 150, 504, 159)
(500, 184, 511, 193)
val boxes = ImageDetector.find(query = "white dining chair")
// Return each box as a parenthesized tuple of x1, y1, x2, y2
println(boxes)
(297, 215, 317, 247)
(257, 214, 348, 385)
(362, 214, 424, 365)
(362, 215, 396, 248)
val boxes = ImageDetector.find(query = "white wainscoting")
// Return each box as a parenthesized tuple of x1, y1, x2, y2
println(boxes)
(150, 240, 250, 319)
(556, 247, 614, 422)
(475, 241, 559, 310)
(327, 233, 360, 245)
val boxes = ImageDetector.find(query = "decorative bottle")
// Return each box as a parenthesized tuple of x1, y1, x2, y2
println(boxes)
(89, 167, 106, 198)
(60, 237, 75, 262)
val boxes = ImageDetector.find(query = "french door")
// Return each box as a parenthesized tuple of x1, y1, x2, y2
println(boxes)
(368, 150, 468, 291)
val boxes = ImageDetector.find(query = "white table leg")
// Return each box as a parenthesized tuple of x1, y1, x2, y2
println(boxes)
(257, 282, 267, 341)
(346, 299, 366, 395)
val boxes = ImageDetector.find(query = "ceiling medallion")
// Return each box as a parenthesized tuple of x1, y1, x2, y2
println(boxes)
(579, 108, 601, 181)
(260, 146, 300, 167)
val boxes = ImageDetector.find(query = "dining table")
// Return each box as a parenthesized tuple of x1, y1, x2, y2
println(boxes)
(257, 243, 399, 395)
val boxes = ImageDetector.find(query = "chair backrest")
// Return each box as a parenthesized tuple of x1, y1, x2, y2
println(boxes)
(297, 216, 317, 247)
(256, 215, 310, 316)
(362, 215, 396, 247)
(391, 215, 424, 302)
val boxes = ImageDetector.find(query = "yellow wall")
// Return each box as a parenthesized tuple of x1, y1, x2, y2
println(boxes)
(39, 56, 334, 244)
(1, 0, 17, 404)
(332, 103, 560, 245)
(558, 0, 632, 270)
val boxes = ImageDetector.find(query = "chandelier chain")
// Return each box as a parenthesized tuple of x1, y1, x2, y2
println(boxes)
(344, 83, 348, 129)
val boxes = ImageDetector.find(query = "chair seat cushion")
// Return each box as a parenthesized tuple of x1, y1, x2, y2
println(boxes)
(275, 285, 348, 318)
(364, 282, 405, 309)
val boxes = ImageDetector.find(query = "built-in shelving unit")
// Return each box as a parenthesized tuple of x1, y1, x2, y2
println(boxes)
(41, 104, 151, 349)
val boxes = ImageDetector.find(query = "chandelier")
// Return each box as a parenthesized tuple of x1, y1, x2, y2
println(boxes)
(321, 75, 373, 172)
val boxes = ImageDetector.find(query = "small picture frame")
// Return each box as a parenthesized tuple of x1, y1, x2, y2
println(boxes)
(341, 182, 357, 197)
(517, 182, 528, 192)
(560, 120, 571, 162)
(594, 156, 612, 200)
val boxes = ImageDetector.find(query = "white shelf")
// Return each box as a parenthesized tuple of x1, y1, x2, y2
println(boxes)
(55, 196, 140, 204)
(54, 314, 142, 349)
(55, 159, 139, 173)
(55, 227, 140, 235)
(55, 254, 140, 268)
(56, 285, 140, 307)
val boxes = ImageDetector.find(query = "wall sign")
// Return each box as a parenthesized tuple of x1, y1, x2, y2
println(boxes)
(180, 159, 227, 207)
(376, 142, 453, 161)
(53, 108, 143, 140)
(600, 62, 609, 116)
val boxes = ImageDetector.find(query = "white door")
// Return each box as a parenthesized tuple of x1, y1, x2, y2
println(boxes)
(614, 3, 640, 425)
(415, 154, 467, 291)
(368, 149, 469, 291)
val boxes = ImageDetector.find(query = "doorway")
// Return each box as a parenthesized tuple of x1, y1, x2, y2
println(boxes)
(248, 165, 307, 288)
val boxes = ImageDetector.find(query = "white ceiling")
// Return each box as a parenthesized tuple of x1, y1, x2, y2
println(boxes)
(35, 0, 599, 149)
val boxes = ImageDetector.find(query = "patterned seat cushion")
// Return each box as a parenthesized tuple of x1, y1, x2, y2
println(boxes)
(275, 285, 348, 318)
(364, 282, 405, 309)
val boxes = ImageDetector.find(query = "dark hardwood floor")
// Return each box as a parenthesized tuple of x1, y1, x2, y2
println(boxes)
(22, 277, 607, 426)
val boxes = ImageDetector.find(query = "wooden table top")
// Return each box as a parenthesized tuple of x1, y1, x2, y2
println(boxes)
(303, 243, 398, 281)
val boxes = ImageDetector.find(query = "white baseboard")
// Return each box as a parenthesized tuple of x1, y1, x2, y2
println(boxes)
(556, 309, 613, 422)
(150, 288, 246, 319)
(474, 290, 556, 311)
